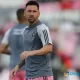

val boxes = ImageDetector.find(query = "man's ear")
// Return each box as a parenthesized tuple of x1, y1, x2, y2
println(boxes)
(24, 10, 26, 17)
(38, 11, 40, 17)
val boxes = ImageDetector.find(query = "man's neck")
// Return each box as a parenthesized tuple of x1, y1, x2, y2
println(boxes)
(19, 20, 29, 24)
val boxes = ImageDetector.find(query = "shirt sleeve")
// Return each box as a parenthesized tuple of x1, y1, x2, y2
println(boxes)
(1, 29, 11, 45)
(37, 24, 52, 46)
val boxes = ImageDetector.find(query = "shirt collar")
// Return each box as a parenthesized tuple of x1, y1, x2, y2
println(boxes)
(25, 20, 41, 29)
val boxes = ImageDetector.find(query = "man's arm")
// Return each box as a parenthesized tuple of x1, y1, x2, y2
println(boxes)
(13, 60, 25, 71)
(0, 44, 10, 55)
(34, 24, 53, 55)
(31, 44, 52, 55)
(0, 29, 11, 55)
(4, 48, 10, 55)
(18, 60, 25, 69)
(11, 60, 25, 77)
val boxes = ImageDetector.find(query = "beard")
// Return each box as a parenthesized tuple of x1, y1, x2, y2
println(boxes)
(28, 17, 36, 24)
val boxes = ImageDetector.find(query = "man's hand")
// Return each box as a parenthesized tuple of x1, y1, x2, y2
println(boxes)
(11, 65, 19, 78)
(20, 51, 35, 60)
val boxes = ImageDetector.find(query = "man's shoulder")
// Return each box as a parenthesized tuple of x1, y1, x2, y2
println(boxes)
(37, 23, 48, 30)
(13, 23, 27, 28)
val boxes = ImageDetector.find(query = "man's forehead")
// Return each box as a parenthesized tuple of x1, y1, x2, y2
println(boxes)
(26, 5, 38, 10)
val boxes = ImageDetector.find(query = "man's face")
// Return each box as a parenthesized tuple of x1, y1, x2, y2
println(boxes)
(25, 5, 40, 23)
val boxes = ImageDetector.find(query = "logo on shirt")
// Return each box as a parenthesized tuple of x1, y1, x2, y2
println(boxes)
(13, 29, 23, 35)
(32, 33, 36, 37)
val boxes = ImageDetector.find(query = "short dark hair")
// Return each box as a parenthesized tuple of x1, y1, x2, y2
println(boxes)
(16, 8, 25, 21)
(26, 1, 39, 10)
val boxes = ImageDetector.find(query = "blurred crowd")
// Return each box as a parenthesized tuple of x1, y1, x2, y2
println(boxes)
(0, 0, 80, 80)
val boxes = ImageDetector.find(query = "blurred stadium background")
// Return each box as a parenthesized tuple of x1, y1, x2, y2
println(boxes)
(0, 0, 80, 80)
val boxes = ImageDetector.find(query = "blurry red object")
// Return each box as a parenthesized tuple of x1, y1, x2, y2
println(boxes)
(61, 2, 73, 10)
(57, 51, 72, 69)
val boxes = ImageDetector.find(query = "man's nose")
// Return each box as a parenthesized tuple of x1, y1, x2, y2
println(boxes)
(30, 12, 34, 15)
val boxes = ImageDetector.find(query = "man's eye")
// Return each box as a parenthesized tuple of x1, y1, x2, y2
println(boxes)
(33, 11, 37, 12)
(28, 10, 31, 12)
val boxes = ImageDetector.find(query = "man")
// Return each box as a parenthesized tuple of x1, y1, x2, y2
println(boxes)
(0, 8, 28, 80)
(11, 1, 53, 80)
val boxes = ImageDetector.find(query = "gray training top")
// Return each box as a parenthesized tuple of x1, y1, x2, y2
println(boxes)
(1, 23, 27, 70)
(23, 20, 53, 78)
